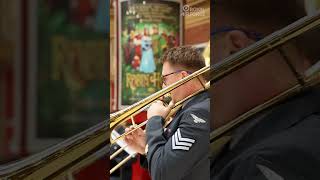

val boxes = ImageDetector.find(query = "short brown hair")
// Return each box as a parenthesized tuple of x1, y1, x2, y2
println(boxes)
(161, 46, 206, 71)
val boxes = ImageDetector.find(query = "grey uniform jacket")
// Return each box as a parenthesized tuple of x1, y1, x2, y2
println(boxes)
(211, 86, 320, 180)
(144, 91, 210, 180)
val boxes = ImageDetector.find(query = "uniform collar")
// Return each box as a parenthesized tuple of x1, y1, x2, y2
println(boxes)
(181, 90, 209, 110)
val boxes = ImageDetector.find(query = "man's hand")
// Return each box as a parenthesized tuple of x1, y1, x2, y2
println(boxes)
(124, 126, 146, 154)
(147, 100, 175, 119)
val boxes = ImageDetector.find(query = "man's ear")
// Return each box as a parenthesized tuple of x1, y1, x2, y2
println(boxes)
(226, 30, 253, 54)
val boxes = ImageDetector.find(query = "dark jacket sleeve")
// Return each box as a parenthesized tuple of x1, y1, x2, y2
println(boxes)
(145, 109, 210, 180)
(226, 156, 272, 180)
(220, 154, 311, 180)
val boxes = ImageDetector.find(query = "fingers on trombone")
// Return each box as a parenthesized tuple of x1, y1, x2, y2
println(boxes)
(154, 100, 163, 105)
(124, 136, 131, 142)
(124, 127, 133, 140)
(125, 126, 142, 137)
(124, 132, 133, 143)
(125, 125, 135, 132)
(135, 127, 145, 136)
(150, 99, 165, 107)
(165, 100, 175, 110)
(168, 100, 175, 108)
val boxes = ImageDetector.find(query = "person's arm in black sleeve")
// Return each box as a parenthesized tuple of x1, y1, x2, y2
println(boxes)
(145, 109, 210, 180)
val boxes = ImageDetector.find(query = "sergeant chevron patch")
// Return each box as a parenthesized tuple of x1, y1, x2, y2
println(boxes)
(172, 128, 195, 151)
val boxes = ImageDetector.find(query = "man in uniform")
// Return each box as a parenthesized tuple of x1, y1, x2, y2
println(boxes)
(125, 46, 210, 180)
(211, 0, 320, 179)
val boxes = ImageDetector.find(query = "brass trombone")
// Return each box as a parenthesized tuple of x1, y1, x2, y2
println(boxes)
(110, 82, 210, 174)
(109, 10, 320, 174)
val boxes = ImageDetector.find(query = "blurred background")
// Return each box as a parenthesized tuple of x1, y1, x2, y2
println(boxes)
(0, 0, 108, 179)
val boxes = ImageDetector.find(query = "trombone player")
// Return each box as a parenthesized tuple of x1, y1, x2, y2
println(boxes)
(124, 46, 210, 180)
(211, 0, 320, 179)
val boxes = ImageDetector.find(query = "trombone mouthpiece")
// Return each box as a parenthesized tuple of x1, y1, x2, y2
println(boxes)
(162, 93, 172, 106)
